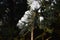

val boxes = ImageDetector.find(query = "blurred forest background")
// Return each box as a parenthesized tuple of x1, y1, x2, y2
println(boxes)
(0, 0, 60, 40)
(0, 0, 27, 40)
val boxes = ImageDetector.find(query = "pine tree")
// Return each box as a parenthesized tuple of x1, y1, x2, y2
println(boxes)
(17, 0, 60, 40)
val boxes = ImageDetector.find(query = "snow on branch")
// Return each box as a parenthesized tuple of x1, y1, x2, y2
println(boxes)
(17, 0, 43, 29)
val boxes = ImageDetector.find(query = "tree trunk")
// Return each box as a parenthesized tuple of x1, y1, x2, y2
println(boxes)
(31, 27, 34, 40)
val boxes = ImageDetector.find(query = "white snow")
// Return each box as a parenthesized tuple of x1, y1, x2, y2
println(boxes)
(17, 10, 32, 29)
(17, 20, 24, 29)
(18, 20, 22, 23)
(39, 16, 44, 22)
(21, 17, 28, 23)
(25, 10, 32, 15)
(38, 9, 41, 13)
(30, 1, 40, 10)
(25, 24, 28, 26)
(27, 0, 35, 4)
(51, 3, 54, 6)
(17, 0, 42, 29)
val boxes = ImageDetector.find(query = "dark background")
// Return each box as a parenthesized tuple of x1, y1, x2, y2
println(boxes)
(0, 0, 27, 40)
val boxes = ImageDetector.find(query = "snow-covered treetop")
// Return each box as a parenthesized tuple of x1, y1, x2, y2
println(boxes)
(27, 0, 41, 10)
(17, 0, 44, 29)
